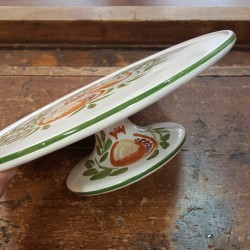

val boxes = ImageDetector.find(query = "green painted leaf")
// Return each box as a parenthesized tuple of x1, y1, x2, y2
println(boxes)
(147, 149, 159, 160)
(104, 138, 112, 152)
(152, 127, 168, 131)
(117, 83, 127, 88)
(42, 124, 51, 130)
(106, 87, 114, 93)
(110, 168, 128, 176)
(160, 141, 170, 149)
(85, 160, 94, 169)
(83, 168, 98, 176)
(87, 103, 97, 109)
(100, 130, 105, 143)
(96, 146, 102, 156)
(96, 134, 102, 148)
(154, 131, 162, 136)
(161, 134, 170, 141)
(90, 169, 112, 180)
(100, 152, 108, 163)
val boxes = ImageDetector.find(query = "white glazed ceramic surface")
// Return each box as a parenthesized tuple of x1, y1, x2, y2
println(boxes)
(67, 120, 185, 195)
(0, 30, 236, 171)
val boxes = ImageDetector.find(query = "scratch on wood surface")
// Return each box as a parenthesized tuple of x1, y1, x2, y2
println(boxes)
(173, 199, 235, 249)
(0, 218, 20, 245)
(0, 193, 32, 210)
(179, 206, 203, 220)
(6, 95, 35, 102)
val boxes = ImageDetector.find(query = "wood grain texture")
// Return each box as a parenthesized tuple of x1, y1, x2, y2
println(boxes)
(0, 48, 249, 74)
(0, 20, 249, 45)
(0, 5, 249, 46)
(0, 65, 250, 77)
(0, 48, 250, 249)
(1, 6, 249, 21)
(0, 0, 249, 6)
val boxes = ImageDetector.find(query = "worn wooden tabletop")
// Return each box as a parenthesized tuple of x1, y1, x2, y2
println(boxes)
(0, 45, 249, 249)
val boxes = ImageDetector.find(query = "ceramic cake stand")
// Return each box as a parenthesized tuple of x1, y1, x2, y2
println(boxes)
(0, 31, 236, 195)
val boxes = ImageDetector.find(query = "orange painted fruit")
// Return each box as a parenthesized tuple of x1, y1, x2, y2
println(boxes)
(38, 71, 132, 126)
(110, 134, 157, 167)
(38, 89, 104, 126)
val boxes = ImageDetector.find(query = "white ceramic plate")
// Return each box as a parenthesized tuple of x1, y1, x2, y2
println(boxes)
(0, 30, 236, 172)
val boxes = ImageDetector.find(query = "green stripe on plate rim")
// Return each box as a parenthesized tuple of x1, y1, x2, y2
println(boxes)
(0, 33, 236, 165)
(74, 135, 186, 196)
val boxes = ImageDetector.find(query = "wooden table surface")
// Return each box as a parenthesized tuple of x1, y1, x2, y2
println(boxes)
(0, 45, 249, 249)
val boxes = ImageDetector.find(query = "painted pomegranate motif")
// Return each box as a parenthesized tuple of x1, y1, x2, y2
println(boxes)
(110, 134, 157, 167)
(82, 126, 170, 180)
(38, 71, 132, 126)
(38, 89, 104, 125)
